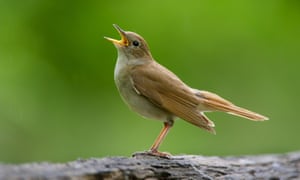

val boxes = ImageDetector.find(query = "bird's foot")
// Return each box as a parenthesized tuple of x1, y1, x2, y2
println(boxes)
(132, 150, 172, 159)
(147, 150, 172, 159)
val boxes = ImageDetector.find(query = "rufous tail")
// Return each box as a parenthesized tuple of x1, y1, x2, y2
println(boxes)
(197, 90, 268, 121)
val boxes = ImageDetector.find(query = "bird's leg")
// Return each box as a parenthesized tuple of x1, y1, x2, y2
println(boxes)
(148, 121, 173, 158)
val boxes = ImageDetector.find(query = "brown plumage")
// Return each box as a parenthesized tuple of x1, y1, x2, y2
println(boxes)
(131, 60, 268, 135)
(105, 24, 268, 157)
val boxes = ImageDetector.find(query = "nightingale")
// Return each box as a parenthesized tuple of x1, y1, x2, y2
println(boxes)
(105, 24, 268, 158)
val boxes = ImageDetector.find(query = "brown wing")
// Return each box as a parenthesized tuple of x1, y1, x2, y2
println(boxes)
(130, 61, 216, 133)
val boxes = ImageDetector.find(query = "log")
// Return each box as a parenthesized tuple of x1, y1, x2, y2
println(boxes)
(0, 151, 299, 180)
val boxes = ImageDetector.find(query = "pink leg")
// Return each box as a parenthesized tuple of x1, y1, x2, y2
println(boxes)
(149, 122, 173, 157)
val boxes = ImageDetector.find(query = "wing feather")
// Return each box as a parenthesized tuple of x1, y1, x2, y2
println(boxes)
(131, 62, 215, 133)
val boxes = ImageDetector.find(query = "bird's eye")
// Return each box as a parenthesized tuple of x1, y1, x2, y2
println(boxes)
(132, 40, 139, 47)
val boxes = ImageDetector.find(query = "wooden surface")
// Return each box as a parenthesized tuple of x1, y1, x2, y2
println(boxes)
(0, 151, 299, 180)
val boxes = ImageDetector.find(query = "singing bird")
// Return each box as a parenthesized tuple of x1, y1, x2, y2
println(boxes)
(105, 24, 268, 157)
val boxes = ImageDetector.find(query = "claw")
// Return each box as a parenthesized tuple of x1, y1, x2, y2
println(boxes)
(132, 150, 172, 159)
(147, 149, 172, 159)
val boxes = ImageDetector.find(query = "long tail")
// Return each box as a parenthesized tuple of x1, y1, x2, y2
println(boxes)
(196, 90, 269, 121)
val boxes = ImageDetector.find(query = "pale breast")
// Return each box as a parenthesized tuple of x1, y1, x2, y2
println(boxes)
(114, 58, 172, 122)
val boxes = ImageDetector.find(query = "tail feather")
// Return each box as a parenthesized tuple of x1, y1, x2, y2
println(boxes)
(196, 90, 269, 121)
(210, 102, 268, 121)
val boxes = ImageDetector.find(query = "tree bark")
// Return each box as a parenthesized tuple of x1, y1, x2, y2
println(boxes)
(0, 151, 299, 180)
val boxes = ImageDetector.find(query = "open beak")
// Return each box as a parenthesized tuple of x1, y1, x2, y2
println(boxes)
(104, 24, 129, 46)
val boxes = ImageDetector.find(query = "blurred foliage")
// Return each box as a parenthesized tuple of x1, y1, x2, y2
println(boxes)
(0, 0, 299, 163)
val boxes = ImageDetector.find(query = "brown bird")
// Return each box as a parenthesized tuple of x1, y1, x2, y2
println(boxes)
(105, 24, 268, 157)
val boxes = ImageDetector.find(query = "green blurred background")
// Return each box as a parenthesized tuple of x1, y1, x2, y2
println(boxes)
(0, 0, 299, 163)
